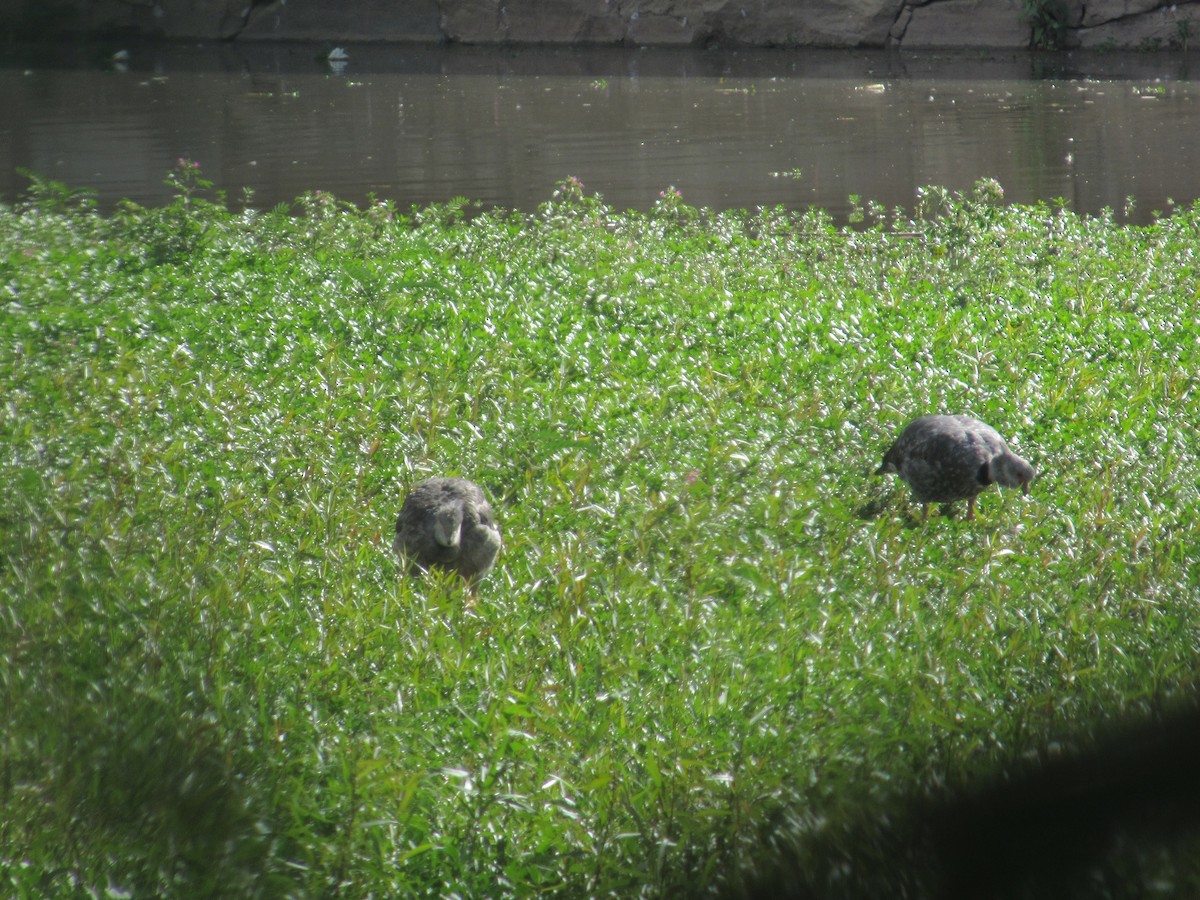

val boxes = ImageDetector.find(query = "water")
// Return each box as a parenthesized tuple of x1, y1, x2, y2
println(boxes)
(2, 42, 1199, 222)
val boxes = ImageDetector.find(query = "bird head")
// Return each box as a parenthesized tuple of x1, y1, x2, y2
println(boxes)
(459, 497, 502, 580)
(992, 452, 1035, 494)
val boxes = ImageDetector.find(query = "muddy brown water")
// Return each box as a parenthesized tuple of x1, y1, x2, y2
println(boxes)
(2, 42, 1198, 222)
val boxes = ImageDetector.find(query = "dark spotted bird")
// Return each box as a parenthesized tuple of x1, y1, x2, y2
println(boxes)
(394, 477, 501, 584)
(876, 415, 1034, 522)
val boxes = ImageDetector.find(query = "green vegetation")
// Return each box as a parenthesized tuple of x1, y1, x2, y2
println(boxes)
(1175, 15, 1193, 52)
(1021, 0, 1068, 50)
(3, 166, 1200, 897)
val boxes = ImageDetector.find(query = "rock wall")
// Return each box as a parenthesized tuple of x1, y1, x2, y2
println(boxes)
(8, 0, 1200, 49)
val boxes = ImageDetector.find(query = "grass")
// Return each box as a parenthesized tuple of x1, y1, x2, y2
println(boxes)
(2, 165, 1200, 898)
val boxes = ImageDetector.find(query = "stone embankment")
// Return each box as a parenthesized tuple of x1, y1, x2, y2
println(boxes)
(16, 0, 1200, 49)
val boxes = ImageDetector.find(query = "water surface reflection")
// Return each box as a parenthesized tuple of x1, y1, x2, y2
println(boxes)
(1, 43, 1197, 221)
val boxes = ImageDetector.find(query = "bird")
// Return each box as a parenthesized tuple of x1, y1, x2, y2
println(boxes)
(394, 477, 502, 585)
(875, 415, 1034, 522)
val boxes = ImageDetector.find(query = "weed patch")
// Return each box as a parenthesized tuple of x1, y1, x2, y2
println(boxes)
(2, 170, 1200, 896)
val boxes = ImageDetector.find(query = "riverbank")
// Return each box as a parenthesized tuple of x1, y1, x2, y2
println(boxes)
(3, 171, 1200, 896)
(8, 0, 1200, 50)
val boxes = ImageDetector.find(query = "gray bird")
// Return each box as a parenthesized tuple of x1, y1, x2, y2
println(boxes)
(394, 477, 502, 584)
(876, 415, 1034, 522)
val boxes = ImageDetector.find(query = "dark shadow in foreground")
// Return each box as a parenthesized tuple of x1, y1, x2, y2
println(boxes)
(727, 703, 1200, 899)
